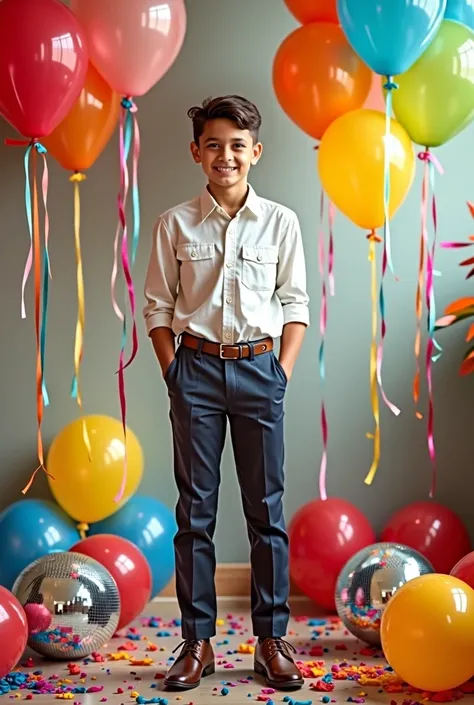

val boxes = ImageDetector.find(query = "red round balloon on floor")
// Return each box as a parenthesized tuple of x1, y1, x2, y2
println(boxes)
(381, 501, 471, 574)
(71, 534, 152, 631)
(0, 586, 28, 678)
(288, 498, 375, 610)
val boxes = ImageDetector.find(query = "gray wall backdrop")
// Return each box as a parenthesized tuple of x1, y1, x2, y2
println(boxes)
(1, 0, 473, 561)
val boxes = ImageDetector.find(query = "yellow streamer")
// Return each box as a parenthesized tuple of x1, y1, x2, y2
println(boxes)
(69, 172, 92, 460)
(365, 232, 381, 486)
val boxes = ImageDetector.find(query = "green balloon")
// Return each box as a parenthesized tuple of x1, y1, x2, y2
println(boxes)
(392, 20, 474, 148)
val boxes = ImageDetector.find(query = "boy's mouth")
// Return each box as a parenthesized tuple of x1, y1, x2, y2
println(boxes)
(213, 166, 238, 173)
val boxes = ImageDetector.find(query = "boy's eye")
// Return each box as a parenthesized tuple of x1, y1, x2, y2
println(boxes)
(233, 143, 245, 149)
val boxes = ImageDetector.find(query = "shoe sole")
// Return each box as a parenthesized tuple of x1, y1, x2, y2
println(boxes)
(254, 660, 304, 690)
(164, 662, 216, 691)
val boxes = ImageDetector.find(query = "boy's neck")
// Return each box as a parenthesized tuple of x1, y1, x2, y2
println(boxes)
(207, 180, 249, 219)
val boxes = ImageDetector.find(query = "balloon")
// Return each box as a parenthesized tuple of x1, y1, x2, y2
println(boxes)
(284, 0, 338, 24)
(0, 587, 28, 679)
(318, 109, 415, 230)
(23, 603, 52, 635)
(337, 0, 446, 76)
(392, 20, 474, 148)
(71, 0, 187, 97)
(381, 501, 471, 574)
(0, 499, 80, 590)
(272, 23, 371, 140)
(446, 0, 474, 30)
(451, 551, 474, 590)
(70, 534, 152, 631)
(43, 63, 120, 172)
(88, 495, 177, 598)
(288, 498, 376, 611)
(381, 574, 474, 691)
(0, 0, 87, 138)
(47, 415, 144, 525)
(364, 74, 385, 112)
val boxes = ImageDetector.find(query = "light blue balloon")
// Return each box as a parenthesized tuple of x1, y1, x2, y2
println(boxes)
(88, 495, 177, 598)
(337, 0, 447, 76)
(445, 0, 474, 30)
(0, 499, 80, 590)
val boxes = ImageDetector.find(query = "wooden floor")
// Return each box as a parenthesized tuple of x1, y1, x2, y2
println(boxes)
(7, 598, 474, 705)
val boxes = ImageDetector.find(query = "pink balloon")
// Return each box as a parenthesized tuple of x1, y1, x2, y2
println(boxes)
(71, 0, 187, 97)
(364, 74, 385, 112)
(23, 603, 52, 634)
(0, 0, 88, 138)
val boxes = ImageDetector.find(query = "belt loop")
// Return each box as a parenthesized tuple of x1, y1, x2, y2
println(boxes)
(248, 342, 255, 362)
(196, 337, 204, 359)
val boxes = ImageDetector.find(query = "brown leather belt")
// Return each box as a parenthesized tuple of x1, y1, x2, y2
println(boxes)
(181, 332, 273, 360)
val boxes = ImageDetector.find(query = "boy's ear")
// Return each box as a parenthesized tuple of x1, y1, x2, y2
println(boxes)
(251, 141, 263, 166)
(190, 141, 201, 164)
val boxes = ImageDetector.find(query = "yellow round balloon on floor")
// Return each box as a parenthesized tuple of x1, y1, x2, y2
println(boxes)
(318, 108, 415, 230)
(381, 573, 474, 691)
(47, 415, 144, 524)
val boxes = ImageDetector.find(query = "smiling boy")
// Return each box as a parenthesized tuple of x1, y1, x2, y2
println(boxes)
(143, 95, 309, 691)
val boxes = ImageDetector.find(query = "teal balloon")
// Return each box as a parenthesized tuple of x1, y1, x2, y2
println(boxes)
(88, 495, 176, 597)
(337, 0, 446, 76)
(0, 499, 80, 589)
(445, 0, 474, 30)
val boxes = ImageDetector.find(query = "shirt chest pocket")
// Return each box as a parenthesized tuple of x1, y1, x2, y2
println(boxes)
(177, 243, 215, 281)
(241, 245, 279, 292)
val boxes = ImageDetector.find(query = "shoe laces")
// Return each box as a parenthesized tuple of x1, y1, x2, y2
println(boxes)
(172, 639, 204, 656)
(266, 638, 296, 656)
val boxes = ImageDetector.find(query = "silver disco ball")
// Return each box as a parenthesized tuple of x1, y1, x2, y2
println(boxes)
(335, 542, 433, 646)
(12, 551, 120, 660)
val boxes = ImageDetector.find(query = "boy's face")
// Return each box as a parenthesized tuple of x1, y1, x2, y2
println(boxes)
(190, 118, 262, 189)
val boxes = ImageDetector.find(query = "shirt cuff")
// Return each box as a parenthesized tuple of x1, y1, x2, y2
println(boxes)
(145, 312, 174, 336)
(282, 303, 310, 327)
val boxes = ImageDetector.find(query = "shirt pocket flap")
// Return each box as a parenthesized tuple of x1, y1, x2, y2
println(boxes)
(177, 243, 215, 261)
(242, 245, 279, 264)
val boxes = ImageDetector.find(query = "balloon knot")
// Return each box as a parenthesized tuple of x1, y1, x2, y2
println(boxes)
(32, 139, 47, 154)
(418, 150, 431, 162)
(70, 172, 87, 183)
(367, 231, 382, 243)
(121, 96, 137, 113)
(77, 522, 89, 540)
(314, 144, 319, 151)
(383, 79, 399, 91)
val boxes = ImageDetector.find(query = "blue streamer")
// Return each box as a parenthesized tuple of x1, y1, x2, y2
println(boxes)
(383, 77, 399, 276)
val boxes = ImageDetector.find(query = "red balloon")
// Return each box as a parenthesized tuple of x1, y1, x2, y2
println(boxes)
(0, 586, 28, 678)
(0, 0, 88, 138)
(381, 501, 471, 574)
(289, 498, 375, 610)
(451, 551, 474, 589)
(70, 534, 152, 631)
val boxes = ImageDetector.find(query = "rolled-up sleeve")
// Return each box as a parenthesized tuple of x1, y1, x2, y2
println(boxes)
(276, 213, 310, 327)
(143, 217, 179, 335)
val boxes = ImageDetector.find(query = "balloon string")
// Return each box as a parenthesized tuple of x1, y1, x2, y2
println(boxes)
(69, 172, 92, 461)
(382, 77, 399, 279)
(413, 157, 429, 419)
(39, 152, 50, 407)
(328, 200, 335, 297)
(377, 231, 401, 417)
(318, 190, 328, 501)
(21, 145, 33, 320)
(364, 230, 381, 487)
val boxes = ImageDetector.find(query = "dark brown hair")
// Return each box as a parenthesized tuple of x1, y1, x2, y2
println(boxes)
(187, 95, 262, 144)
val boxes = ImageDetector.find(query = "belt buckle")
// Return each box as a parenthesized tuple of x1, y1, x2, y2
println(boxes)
(219, 343, 228, 359)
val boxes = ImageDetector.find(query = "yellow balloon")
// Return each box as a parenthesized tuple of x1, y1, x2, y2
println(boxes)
(381, 574, 474, 691)
(47, 415, 143, 524)
(318, 109, 415, 230)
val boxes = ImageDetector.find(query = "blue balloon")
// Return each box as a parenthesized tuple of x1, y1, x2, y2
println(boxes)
(0, 499, 80, 589)
(337, 0, 447, 76)
(445, 0, 474, 30)
(88, 495, 177, 597)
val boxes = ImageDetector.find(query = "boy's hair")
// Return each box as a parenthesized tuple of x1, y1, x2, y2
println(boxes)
(187, 95, 262, 144)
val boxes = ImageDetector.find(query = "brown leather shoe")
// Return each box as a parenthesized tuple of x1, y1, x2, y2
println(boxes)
(254, 638, 304, 690)
(164, 639, 215, 690)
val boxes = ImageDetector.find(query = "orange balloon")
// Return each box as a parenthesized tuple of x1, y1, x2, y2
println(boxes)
(273, 24, 372, 140)
(43, 62, 120, 171)
(284, 0, 338, 24)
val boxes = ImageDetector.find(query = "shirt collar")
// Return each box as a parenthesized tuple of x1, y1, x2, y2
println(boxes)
(199, 184, 262, 223)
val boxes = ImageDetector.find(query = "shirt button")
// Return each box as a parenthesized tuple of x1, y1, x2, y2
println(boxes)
(226, 297, 232, 304)
(226, 262, 232, 268)
(191, 250, 197, 258)
(257, 254, 263, 262)
(225, 332, 232, 340)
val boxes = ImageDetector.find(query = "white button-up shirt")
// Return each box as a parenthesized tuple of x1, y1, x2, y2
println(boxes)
(143, 185, 309, 343)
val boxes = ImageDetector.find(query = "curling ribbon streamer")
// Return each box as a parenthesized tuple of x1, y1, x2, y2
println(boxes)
(364, 230, 382, 487)
(69, 172, 92, 460)
(417, 149, 444, 497)
(382, 77, 399, 278)
(111, 96, 141, 503)
(5, 137, 54, 493)
(318, 191, 328, 501)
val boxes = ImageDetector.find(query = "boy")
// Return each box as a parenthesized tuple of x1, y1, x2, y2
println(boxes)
(143, 95, 309, 691)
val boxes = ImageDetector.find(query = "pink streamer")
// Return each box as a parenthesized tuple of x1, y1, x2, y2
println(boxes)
(328, 201, 335, 297)
(318, 191, 328, 501)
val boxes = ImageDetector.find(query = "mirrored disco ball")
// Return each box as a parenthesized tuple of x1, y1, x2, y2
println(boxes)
(12, 551, 120, 660)
(335, 542, 433, 646)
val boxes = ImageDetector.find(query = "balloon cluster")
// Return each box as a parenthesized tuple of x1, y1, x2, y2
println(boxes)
(0, 415, 177, 654)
